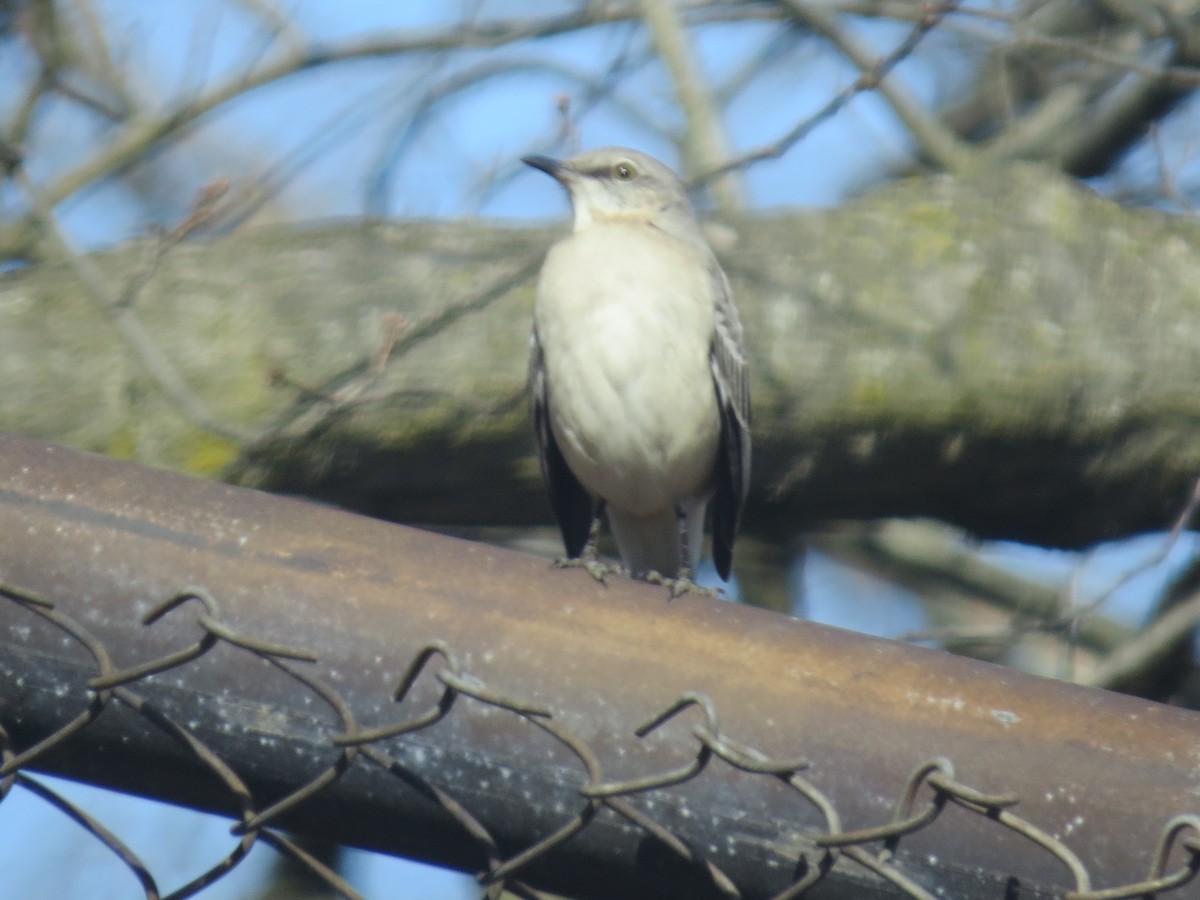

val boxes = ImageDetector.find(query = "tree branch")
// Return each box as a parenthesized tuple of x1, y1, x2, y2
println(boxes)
(637, 0, 742, 211)
(4, 163, 1200, 548)
(696, 0, 969, 184)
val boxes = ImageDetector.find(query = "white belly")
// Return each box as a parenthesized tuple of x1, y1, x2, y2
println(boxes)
(536, 224, 720, 516)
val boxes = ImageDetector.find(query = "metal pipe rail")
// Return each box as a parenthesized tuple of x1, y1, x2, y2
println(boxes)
(0, 433, 1198, 899)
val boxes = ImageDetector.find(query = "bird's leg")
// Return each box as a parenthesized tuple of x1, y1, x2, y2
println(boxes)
(678, 504, 694, 581)
(645, 507, 717, 598)
(552, 503, 617, 584)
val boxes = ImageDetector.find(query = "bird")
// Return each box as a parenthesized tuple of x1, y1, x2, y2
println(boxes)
(522, 147, 750, 589)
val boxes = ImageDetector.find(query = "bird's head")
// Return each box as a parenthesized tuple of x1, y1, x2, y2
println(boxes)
(522, 147, 694, 233)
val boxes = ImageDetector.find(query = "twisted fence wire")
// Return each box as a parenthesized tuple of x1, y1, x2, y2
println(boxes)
(2, 579, 1199, 900)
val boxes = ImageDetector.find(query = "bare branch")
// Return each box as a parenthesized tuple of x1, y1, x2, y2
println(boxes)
(637, 0, 742, 211)
(227, 0, 307, 57)
(1085, 592, 1200, 691)
(693, 0, 969, 185)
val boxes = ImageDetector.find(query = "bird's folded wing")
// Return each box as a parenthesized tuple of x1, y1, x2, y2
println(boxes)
(529, 328, 595, 558)
(708, 262, 752, 580)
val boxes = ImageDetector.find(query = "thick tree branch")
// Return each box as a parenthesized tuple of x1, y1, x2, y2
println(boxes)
(3, 163, 1200, 549)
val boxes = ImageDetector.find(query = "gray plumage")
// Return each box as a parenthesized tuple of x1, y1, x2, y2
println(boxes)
(524, 147, 751, 582)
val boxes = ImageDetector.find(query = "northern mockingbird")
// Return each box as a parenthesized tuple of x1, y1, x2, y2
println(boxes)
(523, 147, 751, 587)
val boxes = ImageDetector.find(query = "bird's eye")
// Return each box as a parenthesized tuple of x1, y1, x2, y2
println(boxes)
(613, 162, 635, 180)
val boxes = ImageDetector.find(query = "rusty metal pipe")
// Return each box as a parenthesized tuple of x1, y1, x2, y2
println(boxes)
(1, 434, 1198, 899)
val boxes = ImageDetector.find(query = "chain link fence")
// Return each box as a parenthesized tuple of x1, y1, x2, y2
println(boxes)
(3, 434, 1200, 898)
(5, 580, 1200, 899)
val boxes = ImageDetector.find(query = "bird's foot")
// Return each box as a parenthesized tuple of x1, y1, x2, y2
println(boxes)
(553, 554, 617, 585)
(644, 570, 720, 599)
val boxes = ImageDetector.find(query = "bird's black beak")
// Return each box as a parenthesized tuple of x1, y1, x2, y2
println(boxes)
(522, 155, 566, 181)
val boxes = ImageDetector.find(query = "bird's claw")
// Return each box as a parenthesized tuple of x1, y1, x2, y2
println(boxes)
(644, 570, 720, 599)
(553, 555, 616, 585)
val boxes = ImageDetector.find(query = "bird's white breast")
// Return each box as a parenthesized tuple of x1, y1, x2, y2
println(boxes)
(535, 223, 720, 516)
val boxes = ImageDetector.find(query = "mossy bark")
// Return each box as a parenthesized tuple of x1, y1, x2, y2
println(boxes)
(3, 162, 1198, 547)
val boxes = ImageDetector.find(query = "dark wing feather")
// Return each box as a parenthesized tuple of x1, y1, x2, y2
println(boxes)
(708, 262, 751, 581)
(529, 328, 595, 558)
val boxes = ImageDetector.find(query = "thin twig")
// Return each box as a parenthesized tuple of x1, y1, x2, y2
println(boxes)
(692, 1, 971, 185)
(30, 8, 680, 216)
(1068, 478, 1200, 624)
